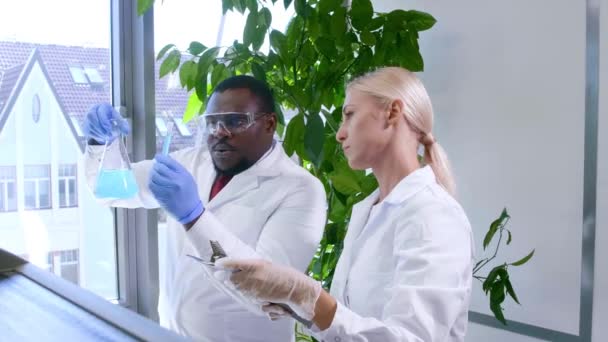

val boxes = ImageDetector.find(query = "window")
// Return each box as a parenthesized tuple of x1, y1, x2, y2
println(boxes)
(32, 94, 41, 123)
(69, 66, 88, 84)
(47, 249, 80, 284)
(0, 166, 17, 212)
(156, 117, 168, 136)
(58, 164, 78, 208)
(24, 165, 51, 210)
(84, 67, 104, 84)
(174, 117, 192, 136)
(0, 0, 116, 301)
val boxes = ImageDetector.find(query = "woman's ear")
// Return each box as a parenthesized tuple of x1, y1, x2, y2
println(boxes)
(386, 99, 404, 127)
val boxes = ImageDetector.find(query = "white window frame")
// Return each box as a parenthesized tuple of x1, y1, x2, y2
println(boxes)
(58, 164, 78, 208)
(0, 166, 17, 212)
(23, 165, 52, 210)
(69, 66, 89, 84)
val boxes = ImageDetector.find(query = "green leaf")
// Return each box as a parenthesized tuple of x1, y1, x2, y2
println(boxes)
(283, 114, 305, 156)
(397, 31, 424, 72)
(482, 265, 503, 293)
(283, 0, 293, 10)
(304, 112, 326, 168)
(251, 63, 266, 82)
(246, 0, 258, 12)
(195, 75, 208, 107)
(211, 63, 229, 88)
(366, 16, 385, 31)
(259, 7, 272, 28)
(222, 0, 233, 14)
(330, 8, 347, 37)
(156, 44, 175, 61)
(490, 302, 507, 325)
(355, 46, 373, 73)
(198, 47, 220, 75)
(179, 60, 198, 90)
(504, 277, 520, 305)
(318, 0, 343, 13)
(315, 37, 337, 59)
(483, 208, 510, 250)
(188, 41, 206, 55)
(329, 161, 362, 195)
(490, 280, 506, 305)
(159, 49, 181, 78)
(510, 249, 535, 266)
(137, 0, 154, 16)
(360, 31, 376, 46)
(404, 10, 437, 31)
(183, 92, 203, 123)
(244, 10, 259, 47)
(234, 0, 247, 13)
(360, 174, 379, 195)
(270, 29, 287, 55)
(252, 24, 267, 51)
(350, 0, 373, 31)
(329, 195, 347, 223)
(294, 0, 307, 17)
(506, 230, 512, 245)
(386, 9, 408, 31)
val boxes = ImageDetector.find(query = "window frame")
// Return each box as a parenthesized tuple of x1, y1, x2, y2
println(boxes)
(58, 164, 78, 208)
(23, 164, 52, 210)
(0, 166, 17, 212)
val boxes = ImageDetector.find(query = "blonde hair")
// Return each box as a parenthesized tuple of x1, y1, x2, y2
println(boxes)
(347, 67, 456, 195)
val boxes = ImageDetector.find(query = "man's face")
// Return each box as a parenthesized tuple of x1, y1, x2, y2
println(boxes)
(204, 88, 276, 175)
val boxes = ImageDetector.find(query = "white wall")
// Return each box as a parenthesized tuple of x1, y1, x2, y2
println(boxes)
(372, 0, 604, 340)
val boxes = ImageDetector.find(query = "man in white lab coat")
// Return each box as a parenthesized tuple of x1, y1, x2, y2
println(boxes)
(83, 75, 327, 341)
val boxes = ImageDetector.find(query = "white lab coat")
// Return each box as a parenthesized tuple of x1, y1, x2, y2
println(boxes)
(312, 166, 474, 342)
(85, 143, 327, 342)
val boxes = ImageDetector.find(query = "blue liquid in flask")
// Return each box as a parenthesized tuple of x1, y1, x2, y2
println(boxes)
(95, 169, 139, 199)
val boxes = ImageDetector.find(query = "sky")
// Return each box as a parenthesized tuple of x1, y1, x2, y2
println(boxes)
(0, 0, 294, 52)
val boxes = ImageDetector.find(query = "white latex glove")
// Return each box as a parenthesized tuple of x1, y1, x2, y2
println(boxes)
(216, 258, 322, 321)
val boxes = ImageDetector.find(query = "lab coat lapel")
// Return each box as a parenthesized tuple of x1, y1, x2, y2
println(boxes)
(204, 143, 282, 209)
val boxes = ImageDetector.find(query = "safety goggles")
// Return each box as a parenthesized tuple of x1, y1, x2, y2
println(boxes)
(202, 112, 270, 136)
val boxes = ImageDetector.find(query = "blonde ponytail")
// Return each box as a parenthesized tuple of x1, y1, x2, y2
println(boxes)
(348, 67, 457, 196)
(422, 138, 456, 196)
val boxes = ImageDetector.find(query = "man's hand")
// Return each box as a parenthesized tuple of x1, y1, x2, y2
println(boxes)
(83, 103, 130, 144)
(149, 154, 204, 225)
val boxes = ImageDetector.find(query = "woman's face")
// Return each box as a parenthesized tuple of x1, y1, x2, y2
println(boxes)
(336, 89, 393, 170)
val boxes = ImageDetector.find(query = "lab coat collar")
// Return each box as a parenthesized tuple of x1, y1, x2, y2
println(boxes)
(382, 166, 437, 205)
(205, 141, 283, 208)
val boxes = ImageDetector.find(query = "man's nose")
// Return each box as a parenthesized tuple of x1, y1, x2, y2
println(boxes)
(213, 122, 232, 138)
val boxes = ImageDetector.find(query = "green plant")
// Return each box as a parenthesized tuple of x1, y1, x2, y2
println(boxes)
(139, 0, 534, 329)
(473, 208, 535, 325)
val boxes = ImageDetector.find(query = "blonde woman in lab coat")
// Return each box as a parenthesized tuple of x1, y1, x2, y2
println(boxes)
(218, 67, 475, 341)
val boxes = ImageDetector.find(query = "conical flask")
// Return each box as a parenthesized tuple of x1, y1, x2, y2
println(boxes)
(94, 122, 139, 199)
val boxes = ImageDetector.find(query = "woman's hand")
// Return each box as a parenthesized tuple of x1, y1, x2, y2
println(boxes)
(216, 258, 322, 321)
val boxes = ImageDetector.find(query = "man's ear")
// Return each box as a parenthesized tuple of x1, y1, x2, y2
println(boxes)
(265, 113, 277, 133)
(386, 99, 404, 127)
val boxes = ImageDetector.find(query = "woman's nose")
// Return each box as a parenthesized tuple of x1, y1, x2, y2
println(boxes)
(336, 124, 347, 143)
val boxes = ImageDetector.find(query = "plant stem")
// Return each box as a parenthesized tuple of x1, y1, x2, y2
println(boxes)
(473, 217, 510, 274)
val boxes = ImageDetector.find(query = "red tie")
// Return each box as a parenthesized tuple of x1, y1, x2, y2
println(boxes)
(209, 174, 232, 201)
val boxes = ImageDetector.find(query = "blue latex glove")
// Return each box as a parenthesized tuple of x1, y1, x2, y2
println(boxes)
(83, 103, 130, 144)
(149, 154, 204, 224)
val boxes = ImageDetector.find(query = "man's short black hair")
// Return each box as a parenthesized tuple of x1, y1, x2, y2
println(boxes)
(212, 75, 276, 113)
